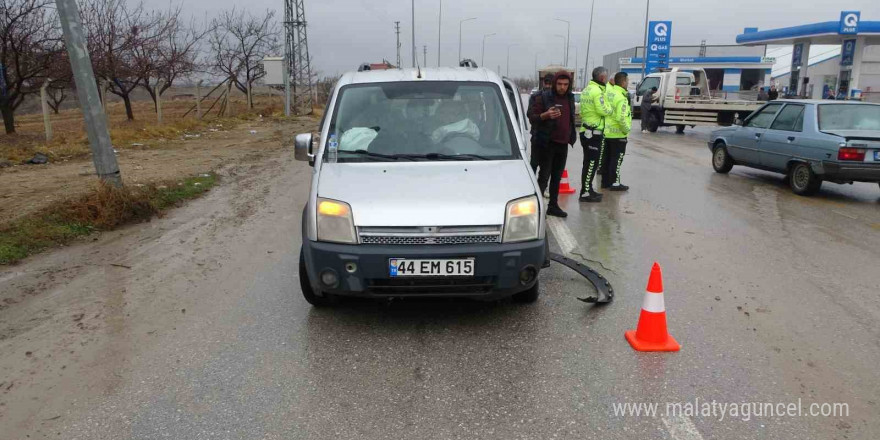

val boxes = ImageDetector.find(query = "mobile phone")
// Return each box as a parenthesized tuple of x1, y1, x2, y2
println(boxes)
(553, 104, 563, 109)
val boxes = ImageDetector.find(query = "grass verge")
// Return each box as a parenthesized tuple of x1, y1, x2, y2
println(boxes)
(0, 173, 217, 265)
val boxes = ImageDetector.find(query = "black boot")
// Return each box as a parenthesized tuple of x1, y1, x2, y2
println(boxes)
(547, 205, 568, 218)
(579, 191, 603, 203)
(609, 184, 629, 192)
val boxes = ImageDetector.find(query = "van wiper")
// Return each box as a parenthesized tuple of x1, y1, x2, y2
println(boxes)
(340, 150, 416, 161)
(403, 153, 492, 161)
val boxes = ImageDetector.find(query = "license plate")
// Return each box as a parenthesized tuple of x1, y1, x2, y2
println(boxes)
(875, 151, 880, 161)
(389, 258, 475, 277)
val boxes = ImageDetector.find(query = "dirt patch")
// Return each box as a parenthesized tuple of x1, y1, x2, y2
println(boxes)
(0, 115, 317, 225)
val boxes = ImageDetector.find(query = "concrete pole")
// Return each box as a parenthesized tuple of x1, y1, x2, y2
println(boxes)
(196, 80, 204, 119)
(641, 0, 651, 79)
(55, 0, 121, 186)
(283, 58, 291, 116)
(100, 80, 108, 110)
(225, 78, 233, 117)
(246, 79, 253, 109)
(584, 0, 596, 89)
(41, 80, 53, 141)
(411, 0, 416, 68)
(155, 79, 165, 125)
(437, 0, 441, 67)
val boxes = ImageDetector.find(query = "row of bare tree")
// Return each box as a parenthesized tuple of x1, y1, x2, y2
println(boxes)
(0, 0, 281, 134)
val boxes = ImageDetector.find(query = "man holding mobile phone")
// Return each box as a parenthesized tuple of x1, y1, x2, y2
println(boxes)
(528, 70, 576, 218)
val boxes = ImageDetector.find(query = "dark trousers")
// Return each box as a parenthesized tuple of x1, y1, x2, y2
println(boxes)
(640, 110, 651, 131)
(602, 138, 628, 187)
(580, 132, 605, 194)
(529, 140, 540, 173)
(536, 141, 568, 207)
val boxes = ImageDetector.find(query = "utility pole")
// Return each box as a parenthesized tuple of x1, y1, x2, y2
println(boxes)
(423, 45, 428, 67)
(395, 21, 402, 68)
(197, 80, 205, 119)
(554, 18, 571, 67)
(411, 0, 416, 67)
(641, 0, 651, 78)
(458, 17, 476, 64)
(584, 0, 596, 88)
(55, 0, 121, 186)
(481, 32, 495, 67)
(40, 80, 52, 141)
(554, 35, 566, 65)
(285, 0, 314, 115)
(437, 0, 441, 67)
(155, 79, 165, 124)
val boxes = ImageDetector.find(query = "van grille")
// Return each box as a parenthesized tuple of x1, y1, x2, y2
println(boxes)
(358, 226, 502, 245)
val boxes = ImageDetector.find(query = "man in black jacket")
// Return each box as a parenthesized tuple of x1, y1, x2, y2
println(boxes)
(527, 73, 556, 172)
(527, 71, 576, 218)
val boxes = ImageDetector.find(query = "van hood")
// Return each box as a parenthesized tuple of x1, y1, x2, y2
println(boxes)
(317, 161, 536, 227)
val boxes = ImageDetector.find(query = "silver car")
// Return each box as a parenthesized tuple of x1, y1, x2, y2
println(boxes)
(709, 100, 880, 195)
(294, 68, 546, 306)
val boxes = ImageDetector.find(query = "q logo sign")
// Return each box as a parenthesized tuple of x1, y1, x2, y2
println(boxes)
(654, 23, 668, 37)
(844, 13, 859, 27)
(840, 11, 859, 34)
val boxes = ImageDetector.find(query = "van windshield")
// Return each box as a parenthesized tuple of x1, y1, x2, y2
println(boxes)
(326, 81, 520, 162)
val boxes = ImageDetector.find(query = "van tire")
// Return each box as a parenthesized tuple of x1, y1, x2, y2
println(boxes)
(512, 280, 540, 303)
(299, 250, 338, 307)
(712, 143, 734, 174)
(789, 162, 822, 196)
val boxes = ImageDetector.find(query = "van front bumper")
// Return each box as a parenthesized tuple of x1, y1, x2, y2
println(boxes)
(301, 239, 546, 300)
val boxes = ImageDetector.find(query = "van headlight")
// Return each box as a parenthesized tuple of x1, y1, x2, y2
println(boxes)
(317, 198, 357, 244)
(503, 195, 539, 243)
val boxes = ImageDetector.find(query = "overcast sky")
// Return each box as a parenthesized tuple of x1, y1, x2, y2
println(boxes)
(186, 0, 877, 78)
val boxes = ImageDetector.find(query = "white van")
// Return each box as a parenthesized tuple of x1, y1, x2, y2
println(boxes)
(294, 67, 547, 306)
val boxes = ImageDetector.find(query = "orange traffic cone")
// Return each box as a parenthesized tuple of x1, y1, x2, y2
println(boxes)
(625, 262, 681, 352)
(558, 170, 577, 194)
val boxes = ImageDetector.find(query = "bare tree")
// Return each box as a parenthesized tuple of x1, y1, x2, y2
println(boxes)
(0, 0, 62, 134)
(139, 6, 210, 109)
(80, 0, 168, 121)
(209, 8, 279, 108)
(44, 48, 73, 113)
(511, 77, 537, 93)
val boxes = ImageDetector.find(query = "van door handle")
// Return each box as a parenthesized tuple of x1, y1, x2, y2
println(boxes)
(787, 136, 796, 142)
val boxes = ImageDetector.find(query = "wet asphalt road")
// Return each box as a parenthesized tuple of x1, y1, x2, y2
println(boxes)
(11, 126, 880, 439)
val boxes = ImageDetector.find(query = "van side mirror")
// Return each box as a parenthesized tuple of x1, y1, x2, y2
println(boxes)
(294, 133, 314, 163)
(734, 118, 744, 126)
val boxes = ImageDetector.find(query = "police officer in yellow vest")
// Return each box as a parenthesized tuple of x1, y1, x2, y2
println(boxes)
(602, 72, 633, 191)
(579, 67, 613, 203)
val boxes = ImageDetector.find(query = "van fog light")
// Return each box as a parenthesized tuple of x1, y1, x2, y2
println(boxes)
(320, 270, 339, 288)
(519, 266, 538, 286)
(345, 262, 358, 274)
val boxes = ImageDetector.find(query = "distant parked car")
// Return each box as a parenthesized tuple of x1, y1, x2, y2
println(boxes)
(709, 100, 880, 196)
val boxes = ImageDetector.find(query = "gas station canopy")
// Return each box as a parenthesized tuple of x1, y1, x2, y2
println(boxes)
(736, 11, 879, 99)
(737, 20, 880, 46)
